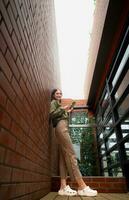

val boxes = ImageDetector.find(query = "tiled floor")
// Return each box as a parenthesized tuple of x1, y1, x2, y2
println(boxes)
(40, 192, 129, 200)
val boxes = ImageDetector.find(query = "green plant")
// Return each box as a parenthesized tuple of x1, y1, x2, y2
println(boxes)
(69, 111, 98, 176)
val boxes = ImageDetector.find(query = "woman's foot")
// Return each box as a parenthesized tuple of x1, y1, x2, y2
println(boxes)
(78, 186, 98, 196)
(58, 185, 77, 196)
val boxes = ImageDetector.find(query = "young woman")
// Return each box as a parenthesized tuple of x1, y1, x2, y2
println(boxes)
(50, 89, 98, 196)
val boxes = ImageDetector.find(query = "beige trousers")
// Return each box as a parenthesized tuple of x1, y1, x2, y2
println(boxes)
(55, 120, 82, 181)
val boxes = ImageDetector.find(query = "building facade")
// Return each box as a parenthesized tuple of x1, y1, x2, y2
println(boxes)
(0, 0, 60, 199)
(85, 0, 129, 190)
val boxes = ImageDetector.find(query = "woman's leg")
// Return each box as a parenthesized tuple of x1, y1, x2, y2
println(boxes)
(56, 120, 86, 187)
(59, 148, 67, 189)
(76, 178, 87, 189)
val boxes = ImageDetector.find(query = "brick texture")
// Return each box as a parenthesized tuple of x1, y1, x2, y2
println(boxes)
(52, 176, 128, 193)
(0, 0, 60, 199)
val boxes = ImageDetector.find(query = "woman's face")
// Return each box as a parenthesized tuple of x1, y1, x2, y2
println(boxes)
(54, 89, 62, 101)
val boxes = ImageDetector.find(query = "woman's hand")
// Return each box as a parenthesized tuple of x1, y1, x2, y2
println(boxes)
(61, 105, 69, 111)
(67, 108, 73, 113)
(61, 105, 73, 113)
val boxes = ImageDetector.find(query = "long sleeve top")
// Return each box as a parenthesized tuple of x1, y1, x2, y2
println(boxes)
(50, 100, 69, 127)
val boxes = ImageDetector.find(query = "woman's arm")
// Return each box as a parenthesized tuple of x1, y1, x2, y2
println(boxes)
(50, 100, 65, 119)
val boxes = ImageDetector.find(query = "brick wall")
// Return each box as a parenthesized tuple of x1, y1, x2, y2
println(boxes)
(0, 0, 60, 199)
(52, 176, 128, 193)
(61, 98, 87, 107)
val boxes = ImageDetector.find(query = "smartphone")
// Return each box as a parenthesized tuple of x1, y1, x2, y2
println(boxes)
(69, 101, 76, 109)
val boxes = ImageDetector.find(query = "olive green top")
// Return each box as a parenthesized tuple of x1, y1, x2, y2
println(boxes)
(50, 100, 68, 127)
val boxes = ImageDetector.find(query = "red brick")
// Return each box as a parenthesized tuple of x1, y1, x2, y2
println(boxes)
(0, 32, 7, 54)
(0, 51, 12, 81)
(16, 58, 27, 82)
(0, 127, 16, 150)
(99, 182, 112, 188)
(0, 165, 12, 182)
(0, 21, 17, 60)
(0, 184, 25, 199)
(20, 41, 29, 65)
(19, 78, 30, 99)
(7, 5, 21, 43)
(5, 149, 26, 168)
(0, 1, 13, 34)
(11, 31, 24, 63)
(20, 117, 29, 134)
(0, 108, 12, 130)
(11, 121, 27, 144)
(6, 100, 20, 124)
(0, 0, 60, 199)
(16, 140, 26, 156)
(10, 0, 18, 19)
(17, 18, 27, 48)
(12, 168, 24, 182)
(0, 88, 7, 107)
(11, 76, 24, 101)
(15, 97, 26, 119)
(3, 0, 9, 6)
(5, 49, 20, 80)
(0, 146, 5, 162)
(0, 72, 16, 103)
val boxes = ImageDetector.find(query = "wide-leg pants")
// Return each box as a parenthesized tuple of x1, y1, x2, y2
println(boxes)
(55, 119, 82, 181)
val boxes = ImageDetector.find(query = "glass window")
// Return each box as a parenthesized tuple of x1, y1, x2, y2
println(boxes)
(118, 93, 129, 117)
(103, 117, 113, 137)
(103, 105, 111, 122)
(112, 45, 129, 87)
(121, 116, 129, 138)
(115, 69, 129, 100)
(69, 111, 98, 176)
(107, 132, 117, 149)
(112, 166, 123, 177)
(124, 141, 129, 160)
(102, 156, 108, 168)
(110, 150, 119, 165)
(99, 133, 104, 142)
(101, 92, 109, 114)
(96, 107, 102, 123)
(100, 143, 106, 155)
(104, 169, 109, 176)
(70, 111, 88, 124)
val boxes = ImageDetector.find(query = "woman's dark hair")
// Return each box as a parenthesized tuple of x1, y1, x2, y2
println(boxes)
(51, 88, 62, 101)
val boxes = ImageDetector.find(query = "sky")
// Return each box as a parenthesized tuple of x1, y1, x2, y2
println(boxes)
(54, 0, 95, 99)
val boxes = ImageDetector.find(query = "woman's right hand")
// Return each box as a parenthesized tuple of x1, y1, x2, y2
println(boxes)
(61, 105, 70, 111)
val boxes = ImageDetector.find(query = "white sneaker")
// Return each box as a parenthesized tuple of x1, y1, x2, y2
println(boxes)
(78, 186, 98, 196)
(58, 185, 77, 196)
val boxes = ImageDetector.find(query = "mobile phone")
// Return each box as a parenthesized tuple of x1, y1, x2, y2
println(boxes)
(69, 101, 76, 109)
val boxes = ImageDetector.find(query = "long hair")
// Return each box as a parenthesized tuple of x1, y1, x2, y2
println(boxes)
(51, 89, 62, 102)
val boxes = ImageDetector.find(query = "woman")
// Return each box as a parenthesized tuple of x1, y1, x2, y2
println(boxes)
(50, 89, 97, 196)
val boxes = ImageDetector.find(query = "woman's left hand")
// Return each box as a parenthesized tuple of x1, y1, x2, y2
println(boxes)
(67, 108, 73, 113)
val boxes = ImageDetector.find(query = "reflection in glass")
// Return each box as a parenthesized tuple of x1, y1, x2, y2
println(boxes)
(112, 166, 123, 177)
(100, 143, 106, 155)
(104, 169, 108, 176)
(102, 156, 107, 168)
(118, 93, 129, 117)
(96, 108, 102, 123)
(112, 45, 129, 87)
(107, 132, 116, 149)
(110, 150, 119, 165)
(124, 142, 129, 159)
(103, 105, 111, 122)
(69, 111, 98, 175)
(121, 117, 129, 138)
(70, 111, 88, 124)
(115, 69, 129, 100)
(101, 92, 109, 114)
(103, 118, 113, 138)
